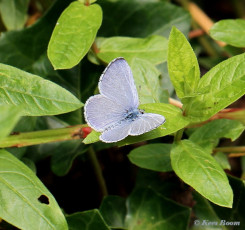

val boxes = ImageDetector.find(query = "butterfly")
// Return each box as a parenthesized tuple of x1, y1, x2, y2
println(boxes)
(84, 57, 165, 143)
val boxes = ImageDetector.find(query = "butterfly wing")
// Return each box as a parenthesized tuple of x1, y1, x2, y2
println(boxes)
(84, 95, 125, 132)
(129, 113, 166, 136)
(99, 58, 139, 109)
(99, 113, 165, 143)
(100, 121, 131, 143)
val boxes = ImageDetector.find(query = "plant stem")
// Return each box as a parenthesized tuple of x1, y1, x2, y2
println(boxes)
(174, 128, 184, 142)
(214, 146, 245, 153)
(87, 146, 108, 197)
(0, 125, 90, 148)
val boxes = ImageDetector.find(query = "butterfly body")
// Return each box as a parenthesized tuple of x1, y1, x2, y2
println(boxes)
(84, 58, 165, 143)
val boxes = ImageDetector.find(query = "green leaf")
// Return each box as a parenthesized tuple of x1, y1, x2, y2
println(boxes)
(125, 187, 190, 230)
(0, 63, 83, 116)
(0, 149, 68, 230)
(168, 27, 200, 99)
(189, 119, 244, 152)
(0, 105, 22, 141)
(186, 53, 245, 122)
(119, 103, 190, 146)
(0, 0, 30, 30)
(192, 192, 226, 230)
(96, 35, 168, 65)
(171, 140, 233, 207)
(128, 144, 172, 172)
(98, 0, 191, 38)
(211, 175, 245, 227)
(130, 58, 163, 104)
(51, 140, 86, 176)
(99, 196, 126, 229)
(214, 152, 231, 170)
(210, 19, 245, 47)
(66, 210, 110, 230)
(48, 2, 102, 69)
(83, 130, 100, 144)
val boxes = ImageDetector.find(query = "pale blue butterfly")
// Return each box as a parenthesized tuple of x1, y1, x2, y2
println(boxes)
(84, 58, 166, 143)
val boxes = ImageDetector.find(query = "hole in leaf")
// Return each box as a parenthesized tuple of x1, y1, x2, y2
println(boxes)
(38, 195, 49, 204)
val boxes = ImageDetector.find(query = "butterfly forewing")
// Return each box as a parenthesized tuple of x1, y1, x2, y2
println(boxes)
(99, 58, 139, 109)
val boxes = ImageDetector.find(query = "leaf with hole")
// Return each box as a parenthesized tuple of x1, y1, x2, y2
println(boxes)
(0, 150, 68, 230)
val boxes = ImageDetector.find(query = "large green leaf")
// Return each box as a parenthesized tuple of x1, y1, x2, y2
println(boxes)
(171, 140, 233, 208)
(48, 2, 102, 69)
(0, 63, 83, 116)
(66, 210, 110, 230)
(210, 19, 245, 47)
(0, 0, 30, 30)
(96, 35, 168, 65)
(128, 144, 172, 172)
(168, 27, 200, 99)
(0, 150, 68, 230)
(98, 0, 191, 38)
(186, 53, 245, 122)
(125, 187, 190, 230)
(189, 119, 244, 152)
(99, 196, 126, 229)
(0, 105, 22, 141)
(130, 58, 164, 104)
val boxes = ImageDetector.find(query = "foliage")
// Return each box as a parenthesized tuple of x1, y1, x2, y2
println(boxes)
(0, 0, 245, 229)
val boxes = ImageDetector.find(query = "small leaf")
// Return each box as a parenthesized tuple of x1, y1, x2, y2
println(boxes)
(83, 130, 100, 144)
(189, 119, 244, 152)
(130, 58, 162, 103)
(186, 53, 245, 122)
(51, 140, 86, 176)
(168, 27, 200, 99)
(171, 140, 233, 207)
(125, 187, 190, 230)
(210, 19, 245, 47)
(99, 196, 126, 229)
(0, 150, 68, 230)
(0, 63, 83, 116)
(96, 35, 168, 65)
(214, 152, 231, 170)
(128, 144, 172, 172)
(66, 210, 110, 230)
(0, 0, 30, 30)
(48, 1, 102, 69)
(0, 105, 22, 141)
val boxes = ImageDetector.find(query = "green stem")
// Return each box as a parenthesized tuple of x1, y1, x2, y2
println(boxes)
(214, 146, 245, 153)
(174, 128, 184, 142)
(87, 146, 108, 197)
(0, 125, 87, 148)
